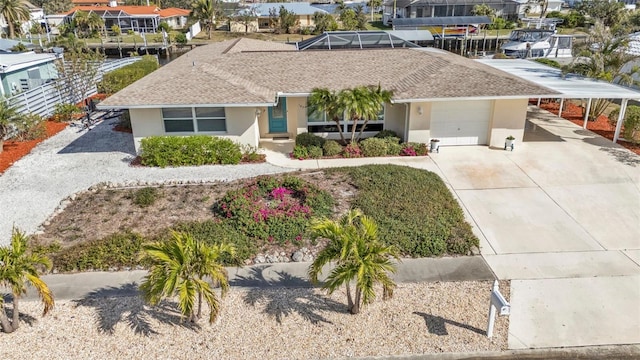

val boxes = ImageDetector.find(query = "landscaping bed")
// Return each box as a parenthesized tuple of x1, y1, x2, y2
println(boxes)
(31, 165, 479, 273)
(0, 121, 68, 174)
(538, 101, 640, 155)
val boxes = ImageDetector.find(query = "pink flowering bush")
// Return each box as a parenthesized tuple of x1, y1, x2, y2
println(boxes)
(215, 176, 334, 246)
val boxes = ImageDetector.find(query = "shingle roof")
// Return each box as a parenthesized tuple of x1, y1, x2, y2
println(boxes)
(100, 38, 559, 108)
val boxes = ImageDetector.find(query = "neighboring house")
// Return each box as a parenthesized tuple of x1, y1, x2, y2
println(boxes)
(511, 0, 564, 16)
(0, 0, 45, 37)
(59, 4, 190, 33)
(233, 2, 329, 32)
(71, 0, 125, 5)
(98, 37, 562, 151)
(383, 0, 521, 25)
(0, 51, 58, 97)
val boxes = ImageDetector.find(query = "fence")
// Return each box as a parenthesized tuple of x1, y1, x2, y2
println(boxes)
(3, 56, 144, 120)
(186, 21, 201, 41)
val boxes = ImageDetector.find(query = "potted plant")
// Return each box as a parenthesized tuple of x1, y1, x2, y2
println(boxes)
(505, 135, 515, 151)
(430, 138, 440, 153)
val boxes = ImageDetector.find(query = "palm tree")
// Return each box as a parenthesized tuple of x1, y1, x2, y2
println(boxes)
(0, 0, 30, 39)
(87, 12, 105, 37)
(308, 87, 348, 144)
(341, 85, 392, 143)
(308, 209, 399, 314)
(366, 0, 382, 22)
(0, 228, 55, 333)
(191, 0, 217, 40)
(0, 100, 23, 153)
(139, 231, 235, 323)
(562, 21, 640, 120)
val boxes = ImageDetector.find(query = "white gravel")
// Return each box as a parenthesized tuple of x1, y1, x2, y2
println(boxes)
(0, 120, 293, 245)
(0, 281, 509, 359)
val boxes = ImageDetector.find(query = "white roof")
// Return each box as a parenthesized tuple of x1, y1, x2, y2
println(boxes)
(477, 59, 640, 100)
(0, 52, 57, 74)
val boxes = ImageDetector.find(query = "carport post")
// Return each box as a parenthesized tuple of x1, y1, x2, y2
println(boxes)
(558, 98, 564, 118)
(583, 98, 592, 129)
(613, 98, 629, 143)
(537, 98, 541, 107)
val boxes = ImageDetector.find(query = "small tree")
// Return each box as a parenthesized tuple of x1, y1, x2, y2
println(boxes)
(340, 85, 392, 143)
(0, 0, 30, 39)
(312, 12, 337, 34)
(56, 47, 105, 106)
(158, 21, 171, 33)
(366, 0, 382, 22)
(608, 105, 640, 142)
(575, 0, 626, 28)
(339, 8, 359, 30)
(274, 6, 298, 34)
(471, 4, 495, 29)
(139, 231, 235, 323)
(308, 209, 399, 315)
(0, 228, 55, 333)
(308, 87, 347, 144)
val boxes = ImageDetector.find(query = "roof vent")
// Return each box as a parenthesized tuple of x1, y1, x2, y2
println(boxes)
(108, 0, 117, 7)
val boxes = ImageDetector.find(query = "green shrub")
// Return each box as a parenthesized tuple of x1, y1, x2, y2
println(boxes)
(241, 144, 265, 162)
(53, 103, 81, 122)
(374, 129, 399, 139)
(333, 165, 479, 257)
(214, 176, 334, 246)
(133, 187, 159, 207)
(169, 220, 252, 266)
(118, 110, 131, 130)
(360, 137, 388, 157)
(384, 137, 402, 155)
(174, 33, 187, 45)
(307, 145, 323, 158)
(13, 113, 46, 141)
(140, 135, 242, 167)
(52, 232, 145, 272)
(322, 140, 343, 156)
(99, 55, 159, 94)
(291, 145, 309, 159)
(534, 58, 561, 69)
(295, 132, 325, 148)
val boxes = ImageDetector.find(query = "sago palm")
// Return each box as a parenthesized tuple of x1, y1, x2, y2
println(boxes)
(139, 231, 235, 323)
(0, 228, 54, 333)
(308, 209, 399, 314)
(0, 0, 30, 39)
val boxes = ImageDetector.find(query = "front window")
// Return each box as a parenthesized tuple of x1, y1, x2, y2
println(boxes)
(307, 107, 384, 133)
(162, 107, 226, 133)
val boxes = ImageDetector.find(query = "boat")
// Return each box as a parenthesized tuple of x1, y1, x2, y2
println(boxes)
(501, 28, 573, 59)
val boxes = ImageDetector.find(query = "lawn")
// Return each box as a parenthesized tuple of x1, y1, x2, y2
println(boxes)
(31, 165, 479, 272)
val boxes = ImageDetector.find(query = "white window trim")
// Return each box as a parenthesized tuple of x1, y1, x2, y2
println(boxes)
(162, 107, 227, 134)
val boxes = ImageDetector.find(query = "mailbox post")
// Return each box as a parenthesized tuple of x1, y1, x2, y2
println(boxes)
(487, 280, 510, 338)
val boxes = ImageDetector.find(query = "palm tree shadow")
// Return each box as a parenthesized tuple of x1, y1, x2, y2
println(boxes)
(2, 294, 38, 326)
(73, 283, 200, 336)
(413, 311, 485, 336)
(232, 266, 347, 325)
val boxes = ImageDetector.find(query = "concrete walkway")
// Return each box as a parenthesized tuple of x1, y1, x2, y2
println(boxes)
(1, 107, 639, 352)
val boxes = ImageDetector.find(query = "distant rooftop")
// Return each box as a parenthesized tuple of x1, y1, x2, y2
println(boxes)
(249, 2, 328, 16)
(296, 31, 421, 50)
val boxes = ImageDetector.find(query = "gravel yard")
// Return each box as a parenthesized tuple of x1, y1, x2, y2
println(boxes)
(0, 281, 508, 359)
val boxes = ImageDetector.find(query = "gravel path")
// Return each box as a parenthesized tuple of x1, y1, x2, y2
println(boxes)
(0, 281, 509, 359)
(0, 119, 293, 245)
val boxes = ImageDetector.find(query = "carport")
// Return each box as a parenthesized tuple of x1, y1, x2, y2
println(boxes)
(478, 59, 640, 143)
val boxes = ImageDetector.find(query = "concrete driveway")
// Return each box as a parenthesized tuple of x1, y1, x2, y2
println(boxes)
(429, 107, 640, 350)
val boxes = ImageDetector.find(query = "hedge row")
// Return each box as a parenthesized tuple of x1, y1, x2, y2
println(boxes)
(99, 55, 159, 94)
(140, 135, 242, 167)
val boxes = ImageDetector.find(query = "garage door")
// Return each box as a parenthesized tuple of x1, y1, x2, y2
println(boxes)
(431, 100, 492, 146)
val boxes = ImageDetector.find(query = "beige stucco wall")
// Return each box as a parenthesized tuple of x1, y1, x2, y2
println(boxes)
(287, 97, 307, 136)
(488, 98, 528, 148)
(129, 107, 259, 152)
(384, 103, 406, 141)
(130, 108, 164, 152)
(406, 102, 432, 143)
(229, 20, 259, 33)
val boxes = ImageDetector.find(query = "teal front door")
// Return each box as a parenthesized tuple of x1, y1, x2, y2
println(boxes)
(268, 98, 287, 133)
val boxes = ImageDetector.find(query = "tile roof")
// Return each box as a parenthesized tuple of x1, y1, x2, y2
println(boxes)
(158, 8, 190, 18)
(100, 38, 559, 108)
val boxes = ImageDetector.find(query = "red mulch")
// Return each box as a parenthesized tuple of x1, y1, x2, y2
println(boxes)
(539, 102, 640, 156)
(112, 125, 132, 133)
(0, 121, 68, 174)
